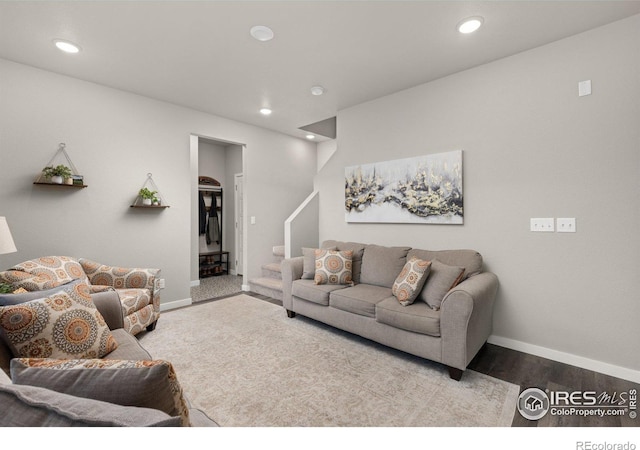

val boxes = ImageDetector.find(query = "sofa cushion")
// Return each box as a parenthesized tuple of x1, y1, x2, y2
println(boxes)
(301, 246, 337, 280)
(0, 382, 181, 427)
(11, 358, 190, 426)
(314, 249, 353, 285)
(392, 257, 432, 306)
(292, 280, 348, 306)
(375, 297, 441, 337)
(420, 260, 465, 310)
(0, 282, 118, 359)
(321, 240, 367, 283)
(329, 284, 393, 318)
(360, 245, 411, 288)
(407, 249, 482, 280)
(106, 328, 152, 360)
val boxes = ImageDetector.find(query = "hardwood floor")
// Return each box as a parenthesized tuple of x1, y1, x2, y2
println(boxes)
(244, 291, 640, 427)
(467, 343, 639, 426)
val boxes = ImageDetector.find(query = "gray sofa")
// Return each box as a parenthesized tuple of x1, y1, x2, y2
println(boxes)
(281, 240, 499, 380)
(0, 287, 216, 427)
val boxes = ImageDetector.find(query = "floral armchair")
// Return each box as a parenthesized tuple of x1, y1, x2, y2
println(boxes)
(0, 256, 160, 336)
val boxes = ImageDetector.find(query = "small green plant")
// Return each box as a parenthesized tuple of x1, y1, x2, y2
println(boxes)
(138, 188, 157, 200)
(42, 164, 73, 179)
(0, 282, 15, 294)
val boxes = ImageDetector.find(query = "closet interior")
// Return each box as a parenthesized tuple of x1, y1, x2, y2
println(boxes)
(198, 176, 229, 278)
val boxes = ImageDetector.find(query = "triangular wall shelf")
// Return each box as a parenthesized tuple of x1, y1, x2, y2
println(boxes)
(34, 143, 87, 188)
(130, 173, 170, 209)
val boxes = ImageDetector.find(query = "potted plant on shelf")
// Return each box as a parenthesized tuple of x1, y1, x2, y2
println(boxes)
(42, 164, 73, 184)
(139, 187, 157, 206)
(0, 282, 15, 294)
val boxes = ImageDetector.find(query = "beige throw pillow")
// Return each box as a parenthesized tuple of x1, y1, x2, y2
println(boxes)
(420, 260, 465, 310)
(314, 250, 353, 285)
(392, 257, 432, 306)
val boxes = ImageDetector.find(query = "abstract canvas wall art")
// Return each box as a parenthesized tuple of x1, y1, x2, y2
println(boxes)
(345, 150, 463, 224)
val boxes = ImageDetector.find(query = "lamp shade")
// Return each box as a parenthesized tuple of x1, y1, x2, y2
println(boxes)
(0, 217, 17, 255)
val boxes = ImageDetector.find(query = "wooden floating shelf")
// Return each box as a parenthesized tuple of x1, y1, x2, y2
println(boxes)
(34, 182, 88, 188)
(130, 205, 170, 209)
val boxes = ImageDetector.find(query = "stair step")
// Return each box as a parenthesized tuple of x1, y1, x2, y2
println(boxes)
(261, 262, 282, 280)
(249, 277, 283, 301)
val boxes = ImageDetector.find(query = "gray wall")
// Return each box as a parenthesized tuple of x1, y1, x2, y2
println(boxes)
(0, 58, 316, 307)
(316, 15, 640, 374)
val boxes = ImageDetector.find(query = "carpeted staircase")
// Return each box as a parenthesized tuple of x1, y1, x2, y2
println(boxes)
(248, 245, 284, 301)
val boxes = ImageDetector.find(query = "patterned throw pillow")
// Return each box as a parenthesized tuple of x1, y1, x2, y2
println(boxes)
(11, 358, 190, 427)
(0, 282, 118, 359)
(314, 250, 353, 285)
(3, 256, 88, 291)
(392, 257, 432, 306)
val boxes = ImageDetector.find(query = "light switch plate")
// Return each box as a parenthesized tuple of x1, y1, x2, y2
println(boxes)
(530, 218, 555, 232)
(578, 80, 592, 97)
(557, 218, 576, 233)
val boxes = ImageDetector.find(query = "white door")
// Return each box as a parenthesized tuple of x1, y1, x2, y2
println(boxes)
(234, 173, 244, 275)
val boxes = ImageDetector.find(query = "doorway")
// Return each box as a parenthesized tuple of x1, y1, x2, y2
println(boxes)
(190, 134, 245, 301)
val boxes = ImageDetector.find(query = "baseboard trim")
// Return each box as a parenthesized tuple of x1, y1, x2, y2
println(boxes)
(241, 284, 251, 292)
(190, 280, 200, 287)
(160, 297, 192, 312)
(488, 335, 640, 384)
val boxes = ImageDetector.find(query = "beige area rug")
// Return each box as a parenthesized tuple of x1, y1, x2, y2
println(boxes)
(139, 294, 519, 427)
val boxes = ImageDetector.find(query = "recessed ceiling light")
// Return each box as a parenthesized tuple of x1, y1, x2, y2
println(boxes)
(306, 134, 316, 140)
(53, 39, 81, 53)
(259, 108, 272, 116)
(457, 16, 484, 34)
(250, 25, 274, 42)
(310, 86, 325, 96)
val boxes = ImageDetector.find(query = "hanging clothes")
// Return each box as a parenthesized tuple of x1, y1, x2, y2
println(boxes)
(199, 191, 207, 235)
(206, 192, 221, 245)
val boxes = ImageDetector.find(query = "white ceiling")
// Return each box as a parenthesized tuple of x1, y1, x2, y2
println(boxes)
(1, 1, 639, 141)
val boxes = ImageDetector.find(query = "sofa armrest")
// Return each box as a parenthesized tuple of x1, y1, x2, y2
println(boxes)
(79, 259, 159, 290)
(281, 257, 304, 311)
(439, 272, 499, 370)
(91, 290, 125, 331)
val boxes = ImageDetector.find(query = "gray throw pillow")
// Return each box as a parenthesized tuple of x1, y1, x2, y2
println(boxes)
(420, 259, 465, 310)
(0, 279, 83, 306)
(11, 358, 191, 426)
(0, 383, 180, 427)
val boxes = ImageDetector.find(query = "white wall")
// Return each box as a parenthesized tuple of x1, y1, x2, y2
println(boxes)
(0, 58, 316, 307)
(316, 15, 640, 377)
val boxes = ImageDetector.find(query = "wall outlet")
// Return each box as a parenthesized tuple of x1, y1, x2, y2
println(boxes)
(157, 278, 166, 289)
(578, 80, 592, 97)
(557, 218, 576, 233)
(530, 218, 555, 232)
